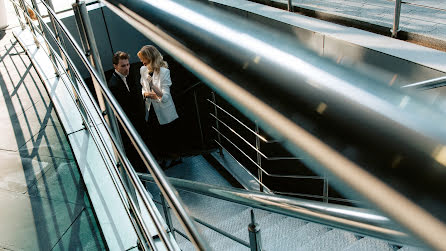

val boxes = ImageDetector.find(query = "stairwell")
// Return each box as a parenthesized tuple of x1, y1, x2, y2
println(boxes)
(144, 154, 426, 251)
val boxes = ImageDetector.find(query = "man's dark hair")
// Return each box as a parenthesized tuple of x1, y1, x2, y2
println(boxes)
(112, 51, 130, 65)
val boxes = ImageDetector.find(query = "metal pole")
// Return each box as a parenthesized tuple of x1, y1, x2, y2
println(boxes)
(29, 0, 59, 76)
(248, 209, 262, 251)
(11, 0, 25, 30)
(161, 193, 175, 239)
(44, 0, 75, 83)
(193, 90, 205, 149)
(255, 122, 263, 192)
(391, 0, 402, 38)
(212, 91, 223, 155)
(323, 175, 328, 203)
(71, 1, 124, 150)
(287, 0, 293, 12)
(17, 0, 39, 47)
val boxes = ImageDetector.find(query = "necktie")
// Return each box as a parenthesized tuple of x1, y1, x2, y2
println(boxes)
(123, 76, 130, 92)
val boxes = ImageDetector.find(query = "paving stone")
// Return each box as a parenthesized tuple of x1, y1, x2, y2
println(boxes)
(19, 124, 75, 160)
(28, 157, 90, 207)
(0, 189, 85, 251)
(51, 207, 106, 251)
(0, 150, 53, 194)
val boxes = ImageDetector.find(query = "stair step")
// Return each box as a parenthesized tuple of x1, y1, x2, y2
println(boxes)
(344, 237, 394, 251)
(297, 228, 357, 251)
(262, 218, 321, 250)
(398, 246, 428, 251)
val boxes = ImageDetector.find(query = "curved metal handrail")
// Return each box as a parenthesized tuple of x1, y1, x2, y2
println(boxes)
(210, 113, 300, 160)
(15, 1, 208, 250)
(213, 126, 322, 179)
(207, 99, 277, 144)
(11, 1, 160, 250)
(401, 76, 446, 90)
(139, 174, 422, 247)
(102, 0, 446, 249)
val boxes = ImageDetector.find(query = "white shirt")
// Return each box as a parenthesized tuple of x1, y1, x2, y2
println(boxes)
(114, 70, 130, 92)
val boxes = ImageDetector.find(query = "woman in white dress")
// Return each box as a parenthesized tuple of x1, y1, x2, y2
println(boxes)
(137, 45, 180, 165)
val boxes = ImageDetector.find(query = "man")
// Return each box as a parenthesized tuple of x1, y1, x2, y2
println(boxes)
(108, 51, 146, 171)
(109, 51, 144, 124)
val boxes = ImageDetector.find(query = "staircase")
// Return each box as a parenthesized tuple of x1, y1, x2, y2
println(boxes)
(144, 154, 426, 251)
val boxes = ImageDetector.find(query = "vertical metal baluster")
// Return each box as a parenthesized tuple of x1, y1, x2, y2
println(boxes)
(255, 122, 263, 192)
(18, 0, 39, 47)
(287, 0, 293, 12)
(161, 193, 175, 239)
(248, 209, 262, 251)
(72, 1, 137, 213)
(45, 0, 75, 84)
(391, 0, 402, 38)
(212, 91, 223, 155)
(193, 89, 205, 149)
(323, 175, 328, 203)
(72, 0, 123, 149)
(12, 0, 25, 30)
(29, 0, 59, 76)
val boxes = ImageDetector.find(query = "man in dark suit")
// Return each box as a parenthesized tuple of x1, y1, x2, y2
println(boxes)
(109, 51, 146, 172)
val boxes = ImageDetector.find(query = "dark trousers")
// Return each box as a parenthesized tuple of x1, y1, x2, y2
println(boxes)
(145, 108, 181, 160)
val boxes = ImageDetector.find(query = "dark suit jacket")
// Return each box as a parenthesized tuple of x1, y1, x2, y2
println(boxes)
(108, 71, 145, 130)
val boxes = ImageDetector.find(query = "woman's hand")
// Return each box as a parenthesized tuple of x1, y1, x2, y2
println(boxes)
(144, 91, 159, 99)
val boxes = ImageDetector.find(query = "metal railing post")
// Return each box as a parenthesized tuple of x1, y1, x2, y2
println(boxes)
(212, 91, 223, 155)
(323, 175, 328, 203)
(71, 0, 124, 150)
(44, 0, 75, 83)
(12, 0, 25, 30)
(29, 0, 59, 76)
(161, 193, 175, 239)
(17, 0, 39, 47)
(287, 0, 293, 12)
(193, 90, 205, 149)
(391, 0, 402, 38)
(248, 209, 262, 251)
(255, 122, 263, 192)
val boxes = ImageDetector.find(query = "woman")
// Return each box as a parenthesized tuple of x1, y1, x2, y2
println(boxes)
(138, 45, 180, 165)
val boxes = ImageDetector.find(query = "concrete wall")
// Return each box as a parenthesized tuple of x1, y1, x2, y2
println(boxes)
(48, 2, 153, 79)
(52, 1, 445, 90)
(213, 1, 446, 88)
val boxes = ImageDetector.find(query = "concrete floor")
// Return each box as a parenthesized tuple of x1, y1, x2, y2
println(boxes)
(0, 27, 105, 250)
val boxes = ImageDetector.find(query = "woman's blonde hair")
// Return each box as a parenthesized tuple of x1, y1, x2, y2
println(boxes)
(137, 45, 168, 72)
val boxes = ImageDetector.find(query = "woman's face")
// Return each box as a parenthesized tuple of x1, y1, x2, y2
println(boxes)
(139, 56, 152, 72)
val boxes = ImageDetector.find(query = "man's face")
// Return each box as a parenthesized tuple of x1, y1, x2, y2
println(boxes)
(114, 58, 130, 76)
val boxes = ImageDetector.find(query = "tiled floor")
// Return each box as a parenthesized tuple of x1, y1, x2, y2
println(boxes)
(0, 27, 105, 250)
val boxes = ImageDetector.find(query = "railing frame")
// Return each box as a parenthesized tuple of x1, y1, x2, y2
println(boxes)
(140, 174, 422, 247)
(10, 1, 208, 250)
(101, 1, 446, 250)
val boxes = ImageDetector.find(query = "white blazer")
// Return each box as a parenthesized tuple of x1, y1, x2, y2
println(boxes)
(140, 66, 179, 125)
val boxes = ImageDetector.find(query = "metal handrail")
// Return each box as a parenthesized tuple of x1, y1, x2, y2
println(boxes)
(192, 217, 250, 247)
(210, 113, 300, 160)
(102, 0, 446, 250)
(139, 174, 422, 247)
(17, 1, 208, 250)
(401, 76, 446, 90)
(207, 99, 277, 143)
(214, 140, 271, 191)
(176, 81, 202, 98)
(11, 2, 159, 250)
(272, 190, 362, 204)
(213, 126, 322, 179)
